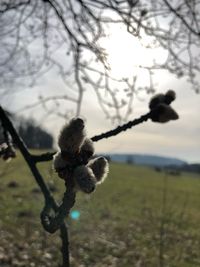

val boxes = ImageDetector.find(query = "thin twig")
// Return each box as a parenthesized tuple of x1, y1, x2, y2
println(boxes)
(91, 111, 151, 141)
(0, 105, 152, 267)
(32, 111, 152, 163)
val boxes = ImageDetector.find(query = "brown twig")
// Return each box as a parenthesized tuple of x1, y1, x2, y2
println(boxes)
(0, 101, 174, 266)
(0, 106, 70, 267)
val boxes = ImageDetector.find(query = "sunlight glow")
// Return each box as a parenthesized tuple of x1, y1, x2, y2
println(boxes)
(101, 26, 168, 78)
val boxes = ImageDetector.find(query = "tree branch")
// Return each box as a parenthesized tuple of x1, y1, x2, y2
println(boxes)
(162, 0, 200, 36)
(0, 105, 70, 267)
(32, 111, 152, 163)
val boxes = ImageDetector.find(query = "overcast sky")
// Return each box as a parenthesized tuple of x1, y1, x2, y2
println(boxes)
(1, 26, 200, 163)
(81, 81, 200, 163)
(3, 72, 199, 163)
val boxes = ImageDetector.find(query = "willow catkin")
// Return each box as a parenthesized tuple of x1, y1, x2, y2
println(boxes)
(58, 118, 86, 154)
(88, 157, 109, 184)
(73, 165, 97, 193)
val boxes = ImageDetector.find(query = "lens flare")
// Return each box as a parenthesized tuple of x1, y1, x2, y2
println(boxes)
(70, 210, 80, 220)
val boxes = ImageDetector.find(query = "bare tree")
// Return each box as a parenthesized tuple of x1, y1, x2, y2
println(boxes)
(0, 0, 200, 122)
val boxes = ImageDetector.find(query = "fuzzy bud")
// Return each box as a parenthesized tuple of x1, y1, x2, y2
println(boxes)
(151, 104, 179, 123)
(141, 9, 148, 17)
(53, 152, 69, 179)
(149, 90, 176, 110)
(73, 165, 97, 194)
(0, 144, 16, 161)
(58, 118, 86, 154)
(88, 157, 109, 184)
(164, 90, 176, 105)
(149, 93, 165, 110)
(80, 138, 95, 162)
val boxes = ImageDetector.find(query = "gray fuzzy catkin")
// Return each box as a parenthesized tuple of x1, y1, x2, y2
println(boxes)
(152, 104, 179, 123)
(58, 118, 86, 153)
(53, 152, 69, 179)
(149, 90, 176, 110)
(88, 157, 109, 183)
(165, 90, 176, 105)
(80, 138, 95, 160)
(149, 93, 165, 110)
(73, 165, 97, 194)
(53, 152, 67, 170)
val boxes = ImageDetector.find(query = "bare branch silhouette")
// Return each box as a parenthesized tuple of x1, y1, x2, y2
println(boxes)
(0, 0, 199, 121)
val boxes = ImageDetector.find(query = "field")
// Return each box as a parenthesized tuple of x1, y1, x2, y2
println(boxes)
(0, 151, 200, 267)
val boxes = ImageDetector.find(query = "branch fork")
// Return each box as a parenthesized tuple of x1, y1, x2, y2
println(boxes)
(0, 90, 178, 266)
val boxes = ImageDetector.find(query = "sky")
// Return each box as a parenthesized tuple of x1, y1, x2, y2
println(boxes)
(1, 26, 200, 163)
(81, 83, 200, 163)
(3, 67, 200, 164)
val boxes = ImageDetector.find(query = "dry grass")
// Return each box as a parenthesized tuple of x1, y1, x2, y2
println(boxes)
(0, 151, 200, 266)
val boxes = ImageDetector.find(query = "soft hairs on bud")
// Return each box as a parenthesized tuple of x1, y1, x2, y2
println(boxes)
(88, 157, 109, 184)
(80, 138, 95, 160)
(53, 152, 69, 179)
(73, 165, 97, 193)
(54, 117, 109, 194)
(58, 118, 86, 154)
(149, 90, 176, 110)
(149, 90, 178, 123)
(149, 93, 165, 110)
(151, 104, 179, 123)
(0, 144, 16, 161)
(53, 152, 67, 170)
(164, 90, 176, 105)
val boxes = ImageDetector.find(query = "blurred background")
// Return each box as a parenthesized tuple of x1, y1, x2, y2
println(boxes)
(0, 1, 200, 266)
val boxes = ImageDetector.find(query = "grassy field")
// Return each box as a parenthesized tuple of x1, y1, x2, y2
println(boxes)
(0, 151, 200, 267)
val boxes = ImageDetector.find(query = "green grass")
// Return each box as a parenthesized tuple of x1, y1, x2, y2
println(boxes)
(0, 151, 200, 267)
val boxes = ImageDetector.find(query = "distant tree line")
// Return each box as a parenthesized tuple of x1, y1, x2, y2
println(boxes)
(167, 164, 200, 174)
(0, 112, 53, 149)
(155, 164, 200, 175)
(18, 118, 53, 149)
